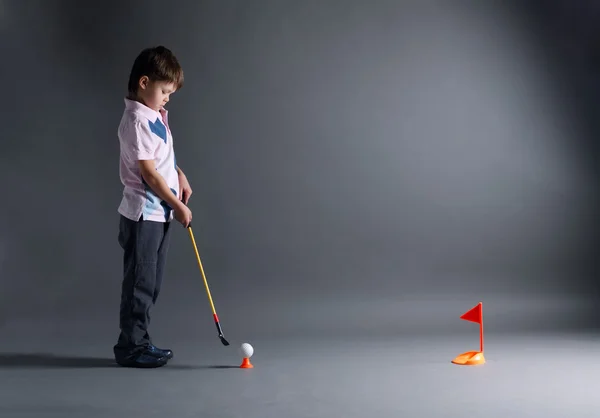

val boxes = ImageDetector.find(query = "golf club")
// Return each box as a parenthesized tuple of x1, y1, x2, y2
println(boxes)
(187, 223, 230, 346)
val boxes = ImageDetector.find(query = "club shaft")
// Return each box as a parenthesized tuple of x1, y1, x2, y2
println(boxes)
(188, 227, 217, 316)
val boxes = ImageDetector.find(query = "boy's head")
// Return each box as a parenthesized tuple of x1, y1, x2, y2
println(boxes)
(127, 46, 184, 111)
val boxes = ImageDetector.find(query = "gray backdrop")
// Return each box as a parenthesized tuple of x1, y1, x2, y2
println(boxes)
(1, 1, 598, 343)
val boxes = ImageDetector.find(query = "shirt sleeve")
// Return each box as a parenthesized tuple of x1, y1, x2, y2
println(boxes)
(121, 118, 158, 161)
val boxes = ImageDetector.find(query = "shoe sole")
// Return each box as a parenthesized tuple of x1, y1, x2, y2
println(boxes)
(147, 350, 174, 360)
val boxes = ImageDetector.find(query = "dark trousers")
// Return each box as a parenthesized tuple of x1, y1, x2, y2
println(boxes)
(113, 215, 172, 360)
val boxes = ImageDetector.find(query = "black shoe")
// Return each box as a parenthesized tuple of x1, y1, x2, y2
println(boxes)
(147, 344, 174, 360)
(116, 350, 169, 369)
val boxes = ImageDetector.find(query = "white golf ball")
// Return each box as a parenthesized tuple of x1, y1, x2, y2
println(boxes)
(240, 343, 254, 358)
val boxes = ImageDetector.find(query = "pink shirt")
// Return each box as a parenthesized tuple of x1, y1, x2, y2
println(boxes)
(117, 98, 179, 223)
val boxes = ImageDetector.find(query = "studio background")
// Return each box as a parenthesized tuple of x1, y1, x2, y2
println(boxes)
(1, 0, 598, 345)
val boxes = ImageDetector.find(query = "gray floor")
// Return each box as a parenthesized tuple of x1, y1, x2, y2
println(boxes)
(1, 321, 599, 417)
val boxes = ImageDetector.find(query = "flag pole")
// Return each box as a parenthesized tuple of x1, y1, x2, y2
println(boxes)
(479, 303, 484, 353)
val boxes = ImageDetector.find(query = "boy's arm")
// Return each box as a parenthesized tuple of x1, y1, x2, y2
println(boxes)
(175, 165, 193, 204)
(139, 160, 184, 211)
(122, 119, 185, 211)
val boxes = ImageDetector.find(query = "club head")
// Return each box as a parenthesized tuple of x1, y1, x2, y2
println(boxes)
(220, 335, 230, 346)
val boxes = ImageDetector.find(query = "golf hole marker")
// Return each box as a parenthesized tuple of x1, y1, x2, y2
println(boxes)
(452, 302, 485, 366)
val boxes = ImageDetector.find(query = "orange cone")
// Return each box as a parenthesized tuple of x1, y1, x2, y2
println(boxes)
(240, 357, 253, 368)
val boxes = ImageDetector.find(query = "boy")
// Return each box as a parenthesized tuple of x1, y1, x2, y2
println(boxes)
(114, 46, 193, 368)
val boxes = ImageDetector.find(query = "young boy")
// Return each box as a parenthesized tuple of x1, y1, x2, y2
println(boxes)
(114, 46, 193, 368)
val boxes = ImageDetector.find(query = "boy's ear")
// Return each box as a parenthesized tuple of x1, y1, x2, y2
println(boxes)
(138, 76, 150, 90)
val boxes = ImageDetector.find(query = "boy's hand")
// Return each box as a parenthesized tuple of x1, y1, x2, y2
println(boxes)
(174, 203, 193, 228)
(178, 171, 193, 205)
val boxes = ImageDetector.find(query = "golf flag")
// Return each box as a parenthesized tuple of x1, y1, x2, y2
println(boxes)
(460, 301, 484, 353)
(460, 302, 482, 324)
(451, 301, 486, 366)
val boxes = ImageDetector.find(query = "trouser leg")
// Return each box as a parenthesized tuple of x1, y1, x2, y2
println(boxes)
(114, 215, 166, 360)
(143, 220, 172, 344)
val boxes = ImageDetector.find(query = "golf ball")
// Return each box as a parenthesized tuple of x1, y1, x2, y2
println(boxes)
(240, 343, 254, 358)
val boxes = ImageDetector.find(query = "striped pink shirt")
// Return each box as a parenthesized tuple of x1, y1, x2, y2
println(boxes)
(117, 98, 179, 223)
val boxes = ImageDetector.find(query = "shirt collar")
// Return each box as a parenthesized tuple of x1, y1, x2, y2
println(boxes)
(124, 97, 168, 122)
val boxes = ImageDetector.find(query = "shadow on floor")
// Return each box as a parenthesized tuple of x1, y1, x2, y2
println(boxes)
(0, 353, 118, 369)
(167, 364, 240, 370)
(0, 353, 241, 370)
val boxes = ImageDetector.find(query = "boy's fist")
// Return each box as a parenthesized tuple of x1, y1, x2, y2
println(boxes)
(174, 204, 192, 228)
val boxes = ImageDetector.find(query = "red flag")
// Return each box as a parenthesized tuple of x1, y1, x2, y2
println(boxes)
(460, 302, 482, 324)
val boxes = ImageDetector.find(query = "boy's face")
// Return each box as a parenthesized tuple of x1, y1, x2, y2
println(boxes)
(137, 77, 177, 111)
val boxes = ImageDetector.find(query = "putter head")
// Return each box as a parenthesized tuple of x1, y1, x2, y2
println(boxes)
(215, 321, 230, 346)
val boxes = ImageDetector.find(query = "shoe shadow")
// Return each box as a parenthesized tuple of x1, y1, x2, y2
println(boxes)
(0, 353, 244, 370)
(0, 353, 118, 369)
(167, 364, 240, 370)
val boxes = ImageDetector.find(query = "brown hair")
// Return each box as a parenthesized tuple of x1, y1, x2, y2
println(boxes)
(127, 46, 184, 95)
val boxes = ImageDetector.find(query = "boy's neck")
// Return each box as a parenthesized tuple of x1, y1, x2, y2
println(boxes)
(127, 93, 142, 103)
(127, 94, 151, 110)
